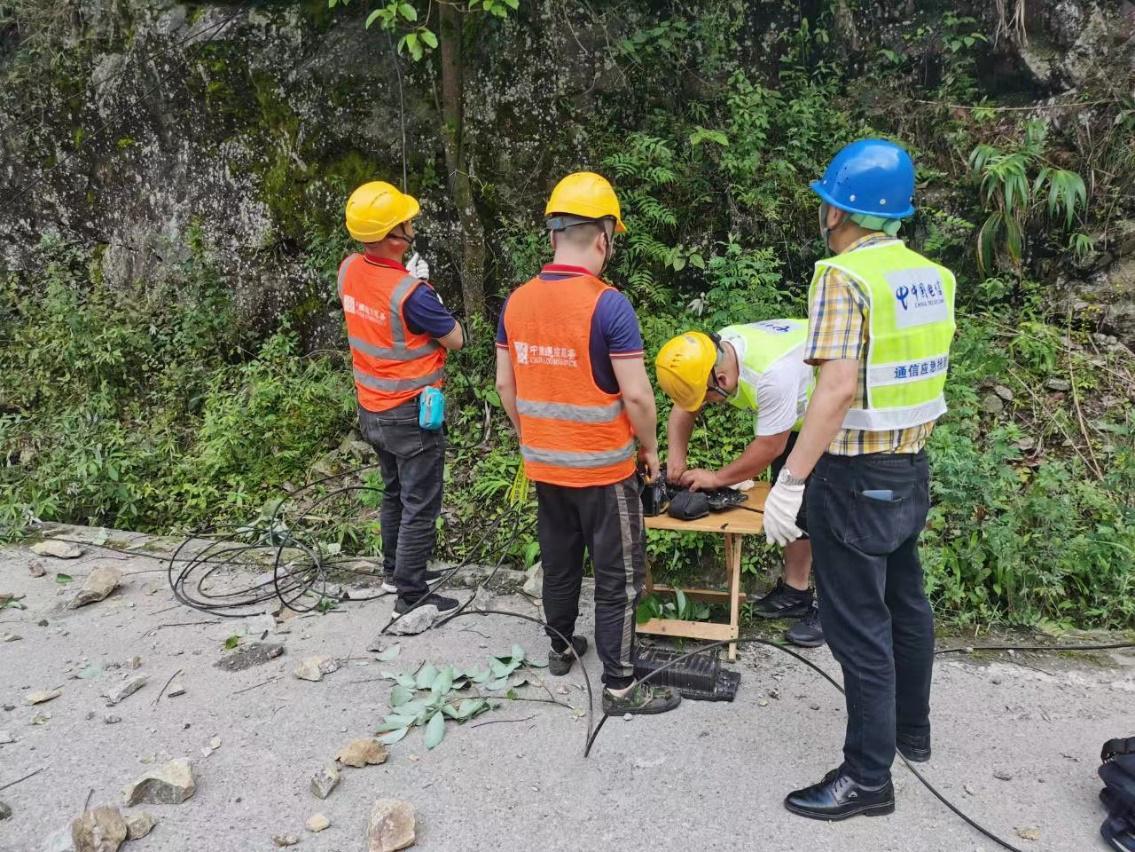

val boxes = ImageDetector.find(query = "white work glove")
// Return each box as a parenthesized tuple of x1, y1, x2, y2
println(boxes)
(407, 252, 430, 280)
(763, 480, 805, 547)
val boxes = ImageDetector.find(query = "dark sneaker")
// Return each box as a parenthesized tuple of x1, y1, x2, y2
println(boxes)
(784, 769, 895, 821)
(383, 569, 446, 594)
(394, 593, 458, 614)
(897, 732, 931, 763)
(601, 682, 681, 715)
(786, 603, 825, 647)
(752, 578, 813, 619)
(548, 636, 588, 676)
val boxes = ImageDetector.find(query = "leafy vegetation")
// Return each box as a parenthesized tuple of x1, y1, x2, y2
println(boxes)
(637, 590, 712, 625)
(969, 121, 1089, 275)
(377, 645, 548, 749)
(1, 1, 1133, 632)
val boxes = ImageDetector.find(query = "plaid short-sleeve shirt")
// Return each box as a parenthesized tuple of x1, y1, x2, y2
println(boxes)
(804, 234, 936, 456)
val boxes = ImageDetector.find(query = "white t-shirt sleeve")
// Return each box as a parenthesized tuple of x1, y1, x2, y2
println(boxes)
(753, 356, 806, 437)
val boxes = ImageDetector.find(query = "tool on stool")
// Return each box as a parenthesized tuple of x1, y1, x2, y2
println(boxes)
(641, 474, 671, 517)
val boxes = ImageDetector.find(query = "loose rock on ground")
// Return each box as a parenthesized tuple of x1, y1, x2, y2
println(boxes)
(124, 811, 156, 840)
(387, 605, 439, 636)
(306, 813, 330, 832)
(367, 799, 416, 852)
(337, 738, 388, 768)
(103, 675, 147, 706)
(294, 655, 340, 682)
(71, 806, 128, 852)
(25, 688, 61, 705)
(30, 540, 83, 559)
(124, 758, 196, 806)
(68, 566, 122, 609)
(310, 764, 340, 799)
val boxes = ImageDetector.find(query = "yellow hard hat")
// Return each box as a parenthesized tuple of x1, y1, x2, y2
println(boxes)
(545, 171, 627, 233)
(345, 181, 420, 243)
(655, 332, 718, 412)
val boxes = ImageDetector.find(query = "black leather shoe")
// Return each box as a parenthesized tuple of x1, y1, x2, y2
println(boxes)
(785, 769, 895, 821)
(897, 732, 931, 763)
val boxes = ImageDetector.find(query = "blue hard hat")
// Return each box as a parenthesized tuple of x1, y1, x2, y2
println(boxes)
(810, 139, 916, 218)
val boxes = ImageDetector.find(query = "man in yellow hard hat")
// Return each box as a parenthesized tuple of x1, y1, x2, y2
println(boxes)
(495, 171, 680, 716)
(340, 181, 465, 616)
(655, 321, 823, 647)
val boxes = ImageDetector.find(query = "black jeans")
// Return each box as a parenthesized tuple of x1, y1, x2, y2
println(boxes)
(358, 400, 445, 601)
(535, 474, 645, 689)
(805, 451, 934, 786)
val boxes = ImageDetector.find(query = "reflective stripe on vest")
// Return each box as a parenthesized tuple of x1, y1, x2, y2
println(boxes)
(504, 273, 637, 488)
(386, 273, 442, 358)
(719, 320, 813, 432)
(810, 240, 957, 432)
(337, 254, 357, 301)
(520, 440, 637, 469)
(340, 256, 446, 412)
(516, 399, 626, 424)
(354, 367, 446, 393)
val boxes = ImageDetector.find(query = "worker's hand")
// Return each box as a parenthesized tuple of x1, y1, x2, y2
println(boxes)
(763, 481, 805, 546)
(679, 468, 721, 492)
(638, 447, 661, 482)
(666, 457, 687, 483)
(407, 252, 430, 281)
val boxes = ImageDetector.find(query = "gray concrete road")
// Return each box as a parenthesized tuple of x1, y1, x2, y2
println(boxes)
(1, 527, 1131, 852)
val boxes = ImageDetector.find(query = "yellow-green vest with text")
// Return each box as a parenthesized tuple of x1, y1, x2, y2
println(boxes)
(719, 320, 813, 432)
(809, 241, 957, 431)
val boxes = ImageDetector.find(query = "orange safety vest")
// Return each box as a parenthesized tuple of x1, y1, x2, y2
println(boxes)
(503, 272, 637, 487)
(338, 254, 446, 413)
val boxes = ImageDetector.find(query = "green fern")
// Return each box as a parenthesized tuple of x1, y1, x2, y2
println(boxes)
(968, 121, 1087, 275)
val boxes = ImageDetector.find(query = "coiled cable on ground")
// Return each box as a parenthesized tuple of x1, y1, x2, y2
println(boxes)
(161, 461, 529, 618)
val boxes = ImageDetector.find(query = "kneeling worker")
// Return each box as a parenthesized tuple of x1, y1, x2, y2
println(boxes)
(496, 171, 680, 716)
(655, 322, 823, 647)
(340, 181, 465, 615)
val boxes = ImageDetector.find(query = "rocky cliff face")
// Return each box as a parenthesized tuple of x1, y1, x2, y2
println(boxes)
(1, 0, 1133, 343)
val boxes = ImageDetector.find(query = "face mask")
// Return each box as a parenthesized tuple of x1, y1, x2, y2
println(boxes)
(390, 226, 414, 250)
(818, 203, 832, 252)
(598, 222, 615, 275)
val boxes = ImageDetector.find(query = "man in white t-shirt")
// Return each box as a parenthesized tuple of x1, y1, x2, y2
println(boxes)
(655, 320, 823, 647)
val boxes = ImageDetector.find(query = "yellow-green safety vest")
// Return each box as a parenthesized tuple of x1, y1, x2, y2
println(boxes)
(809, 240, 957, 432)
(718, 320, 814, 432)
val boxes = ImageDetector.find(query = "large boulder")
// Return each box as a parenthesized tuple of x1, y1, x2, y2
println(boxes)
(1008, 1, 1134, 91)
(1064, 257, 1135, 348)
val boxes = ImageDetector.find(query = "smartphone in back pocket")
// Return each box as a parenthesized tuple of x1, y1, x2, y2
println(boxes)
(861, 489, 895, 501)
